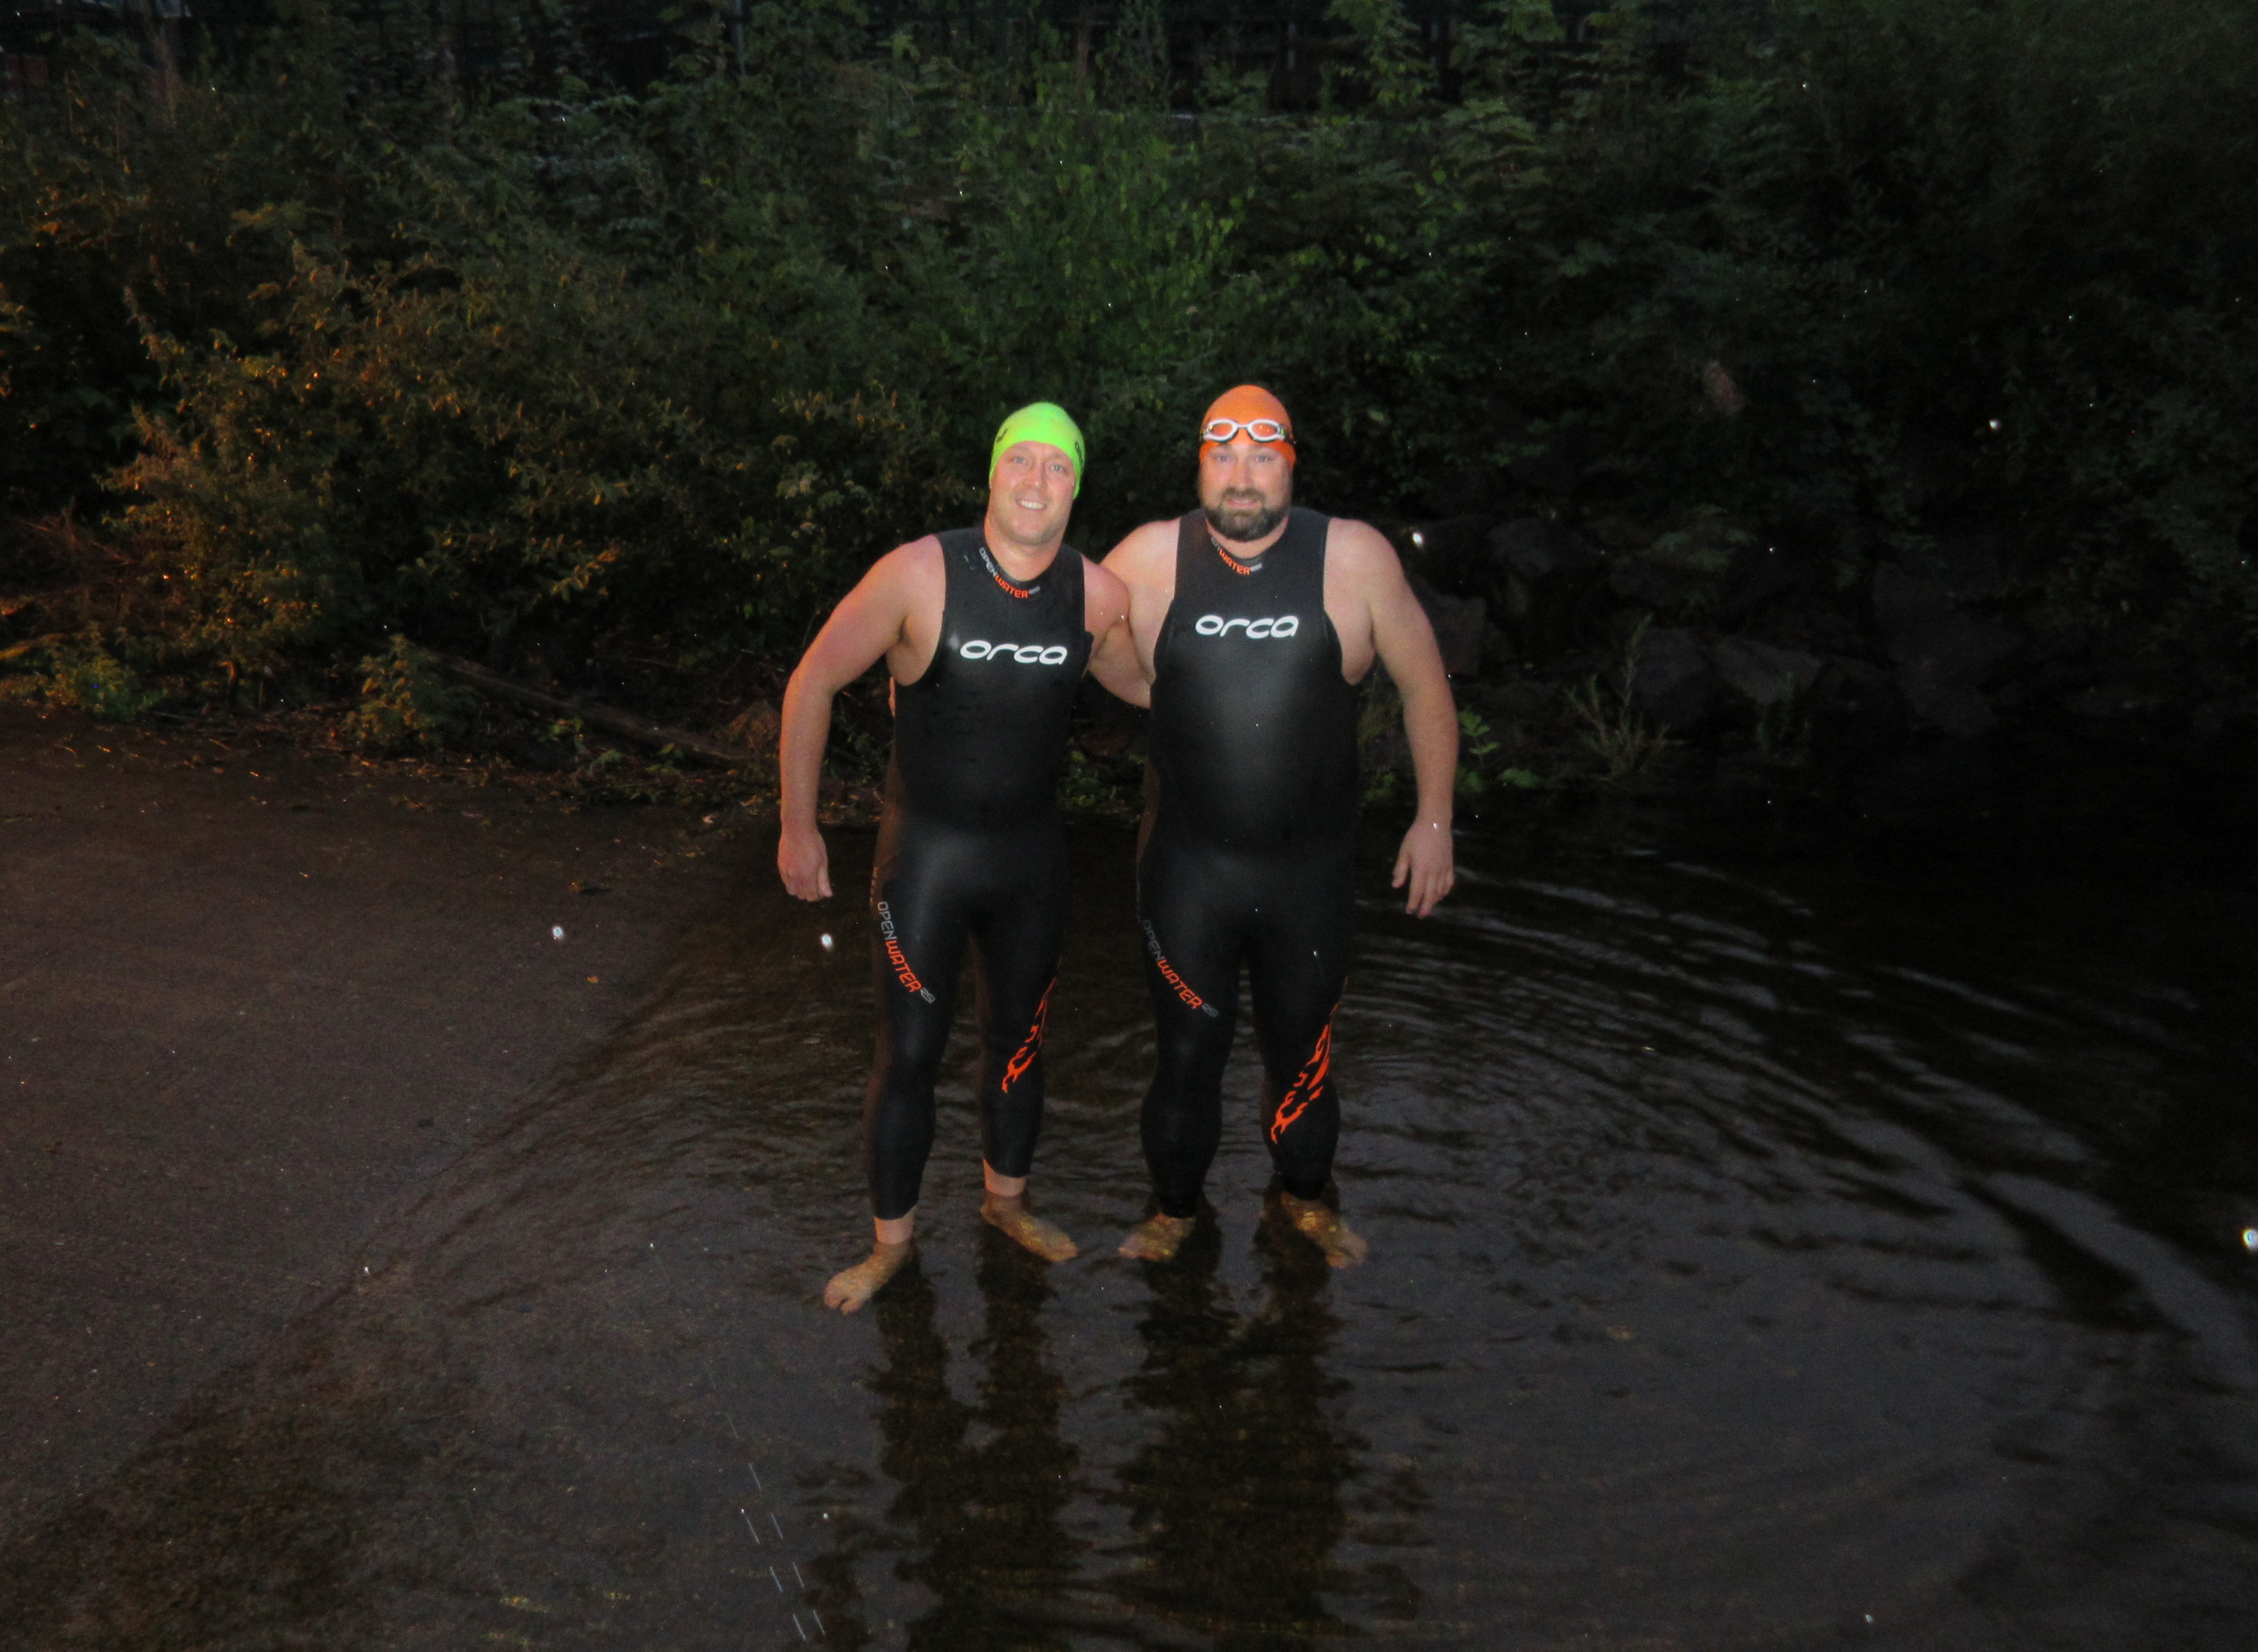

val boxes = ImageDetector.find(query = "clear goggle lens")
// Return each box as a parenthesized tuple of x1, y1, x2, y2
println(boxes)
(1202, 417, 1290, 444)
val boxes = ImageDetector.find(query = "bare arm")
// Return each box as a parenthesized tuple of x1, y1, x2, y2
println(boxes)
(777, 542, 937, 900)
(1081, 555, 1148, 706)
(1337, 523, 1458, 916)
(1095, 520, 1179, 707)
(1089, 619, 1150, 707)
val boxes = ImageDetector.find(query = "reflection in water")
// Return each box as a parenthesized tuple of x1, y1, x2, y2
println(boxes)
(1114, 1220, 1365, 1649)
(867, 1240, 1081, 1650)
(1, 821, 2254, 1650)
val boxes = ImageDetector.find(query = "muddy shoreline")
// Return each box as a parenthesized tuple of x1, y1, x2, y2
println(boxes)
(0, 704, 757, 1544)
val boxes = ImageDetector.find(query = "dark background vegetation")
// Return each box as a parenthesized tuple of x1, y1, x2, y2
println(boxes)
(2, 0, 2253, 807)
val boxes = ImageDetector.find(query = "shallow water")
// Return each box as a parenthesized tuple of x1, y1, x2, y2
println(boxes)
(7, 814, 2256, 1651)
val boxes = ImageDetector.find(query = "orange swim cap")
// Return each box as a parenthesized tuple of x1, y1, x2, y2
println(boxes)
(1199, 384, 1296, 467)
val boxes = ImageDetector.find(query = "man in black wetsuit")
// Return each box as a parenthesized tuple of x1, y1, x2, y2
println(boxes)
(780, 403, 1137, 1312)
(1095, 384, 1459, 1267)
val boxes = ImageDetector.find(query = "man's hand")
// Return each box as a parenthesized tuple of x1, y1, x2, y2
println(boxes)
(1391, 818, 1455, 918)
(779, 820, 833, 902)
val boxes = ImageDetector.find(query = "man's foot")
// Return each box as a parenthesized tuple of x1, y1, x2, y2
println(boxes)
(1270, 1192, 1369, 1268)
(1119, 1212, 1197, 1263)
(823, 1239, 913, 1312)
(981, 1192, 1079, 1262)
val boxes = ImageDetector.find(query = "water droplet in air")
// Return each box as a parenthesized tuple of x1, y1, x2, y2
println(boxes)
(820, 933, 835, 953)
(551, 925, 565, 941)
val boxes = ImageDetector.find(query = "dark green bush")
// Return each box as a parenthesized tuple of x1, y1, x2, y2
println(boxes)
(1, 0, 2252, 715)
(0, 625, 166, 718)
(348, 634, 475, 750)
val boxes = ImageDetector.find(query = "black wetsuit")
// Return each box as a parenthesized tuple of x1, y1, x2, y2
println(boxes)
(1140, 506, 1360, 1218)
(865, 528, 1090, 1221)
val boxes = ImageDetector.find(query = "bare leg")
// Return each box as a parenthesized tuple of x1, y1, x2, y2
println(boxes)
(1119, 1211, 1198, 1262)
(824, 1212, 915, 1312)
(979, 1164, 1077, 1262)
(1268, 1190, 1368, 1268)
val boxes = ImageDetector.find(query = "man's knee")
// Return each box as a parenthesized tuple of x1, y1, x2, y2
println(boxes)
(1151, 1016, 1230, 1087)
(876, 998, 952, 1077)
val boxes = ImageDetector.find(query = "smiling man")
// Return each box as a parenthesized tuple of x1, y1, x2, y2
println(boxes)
(1096, 385, 1458, 1267)
(780, 402, 1136, 1312)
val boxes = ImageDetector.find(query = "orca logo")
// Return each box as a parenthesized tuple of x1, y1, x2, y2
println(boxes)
(959, 640, 1070, 664)
(1193, 614, 1302, 640)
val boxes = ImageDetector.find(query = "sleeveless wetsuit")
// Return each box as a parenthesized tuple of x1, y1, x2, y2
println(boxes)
(864, 528, 1090, 1221)
(1139, 506, 1360, 1218)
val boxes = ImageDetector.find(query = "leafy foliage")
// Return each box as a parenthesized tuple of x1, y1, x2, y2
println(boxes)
(2, 0, 2253, 722)
(348, 635, 477, 750)
(0, 626, 165, 718)
(1567, 617, 1671, 781)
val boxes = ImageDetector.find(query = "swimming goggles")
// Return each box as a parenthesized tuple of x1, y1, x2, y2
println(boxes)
(1201, 416, 1293, 444)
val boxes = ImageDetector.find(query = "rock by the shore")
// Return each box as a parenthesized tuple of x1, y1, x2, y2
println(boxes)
(1709, 636, 1824, 711)
(1402, 501, 2247, 808)
(1809, 657, 1910, 758)
(1873, 561, 2023, 736)
(1409, 573, 1489, 678)
(1487, 515, 1563, 585)
(1629, 626, 1719, 732)
(1897, 533, 2005, 602)
(1484, 517, 1609, 658)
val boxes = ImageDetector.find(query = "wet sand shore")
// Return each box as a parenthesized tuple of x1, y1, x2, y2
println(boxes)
(0, 706, 756, 1543)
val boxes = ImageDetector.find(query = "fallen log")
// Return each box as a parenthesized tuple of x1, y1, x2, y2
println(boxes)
(435, 655, 763, 768)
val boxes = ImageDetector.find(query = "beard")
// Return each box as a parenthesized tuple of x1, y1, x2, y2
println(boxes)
(1203, 494, 1288, 544)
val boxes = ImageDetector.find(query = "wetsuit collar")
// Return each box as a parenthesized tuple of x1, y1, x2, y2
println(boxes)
(1210, 528, 1271, 577)
(977, 537, 1045, 598)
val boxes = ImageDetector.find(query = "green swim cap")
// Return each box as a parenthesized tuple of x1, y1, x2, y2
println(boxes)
(990, 402, 1085, 496)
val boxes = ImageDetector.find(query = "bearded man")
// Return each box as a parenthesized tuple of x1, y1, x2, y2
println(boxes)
(1094, 385, 1458, 1266)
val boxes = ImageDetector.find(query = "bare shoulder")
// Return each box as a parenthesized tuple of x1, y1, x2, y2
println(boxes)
(797, 534, 942, 684)
(1081, 551, 1132, 628)
(843, 533, 943, 611)
(1083, 552, 1131, 608)
(1101, 518, 1181, 587)
(873, 533, 945, 586)
(1324, 516, 1409, 587)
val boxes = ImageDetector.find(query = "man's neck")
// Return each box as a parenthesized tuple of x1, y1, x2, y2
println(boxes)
(1208, 513, 1290, 562)
(981, 509, 1065, 581)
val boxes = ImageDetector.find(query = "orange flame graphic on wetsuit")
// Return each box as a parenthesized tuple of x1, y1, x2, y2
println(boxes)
(999, 979, 1054, 1092)
(1269, 1017, 1333, 1142)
